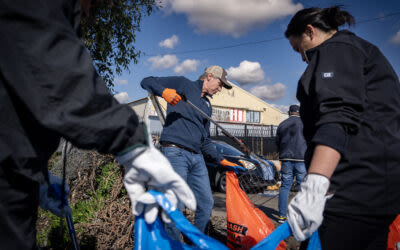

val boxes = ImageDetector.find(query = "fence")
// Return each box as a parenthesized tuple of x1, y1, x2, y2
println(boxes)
(150, 120, 278, 158)
(209, 122, 278, 158)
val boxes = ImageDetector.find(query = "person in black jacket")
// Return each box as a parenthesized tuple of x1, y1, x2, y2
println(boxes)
(0, 1, 196, 249)
(275, 104, 307, 224)
(283, 6, 400, 250)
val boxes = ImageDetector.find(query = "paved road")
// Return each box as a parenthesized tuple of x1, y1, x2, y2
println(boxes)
(212, 190, 286, 222)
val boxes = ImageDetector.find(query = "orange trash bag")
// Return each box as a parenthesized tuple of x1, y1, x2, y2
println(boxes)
(226, 171, 286, 250)
(387, 215, 400, 250)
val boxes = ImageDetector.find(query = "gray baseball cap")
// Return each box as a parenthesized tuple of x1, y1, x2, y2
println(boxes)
(202, 65, 232, 89)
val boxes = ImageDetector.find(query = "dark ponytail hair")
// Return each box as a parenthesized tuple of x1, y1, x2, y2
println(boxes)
(285, 6, 355, 38)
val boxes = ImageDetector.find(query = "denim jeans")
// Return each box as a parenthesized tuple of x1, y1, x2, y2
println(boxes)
(278, 161, 306, 217)
(161, 146, 214, 241)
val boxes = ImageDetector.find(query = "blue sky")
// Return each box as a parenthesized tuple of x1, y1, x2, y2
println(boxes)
(113, 0, 400, 112)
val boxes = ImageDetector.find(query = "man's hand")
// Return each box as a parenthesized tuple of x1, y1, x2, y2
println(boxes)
(220, 159, 247, 174)
(39, 173, 71, 217)
(116, 126, 196, 224)
(287, 174, 332, 241)
(162, 88, 182, 106)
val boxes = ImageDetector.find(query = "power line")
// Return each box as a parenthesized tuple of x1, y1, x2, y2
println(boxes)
(145, 37, 282, 56)
(358, 11, 400, 24)
(144, 10, 400, 57)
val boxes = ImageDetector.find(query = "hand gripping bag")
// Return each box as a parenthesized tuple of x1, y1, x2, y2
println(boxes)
(226, 172, 286, 249)
(251, 222, 321, 250)
(387, 215, 400, 250)
(134, 190, 228, 250)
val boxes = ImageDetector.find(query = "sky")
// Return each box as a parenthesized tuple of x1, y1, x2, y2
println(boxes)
(113, 0, 400, 113)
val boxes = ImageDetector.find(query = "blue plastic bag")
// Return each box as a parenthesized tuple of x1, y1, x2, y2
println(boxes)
(251, 156, 275, 181)
(39, 173, 71, 217)
(251, 222, 321, 250)
(134, 190, 228, 250)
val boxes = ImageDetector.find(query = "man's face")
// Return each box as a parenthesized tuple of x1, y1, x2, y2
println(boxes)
(205, 76, 223, 96)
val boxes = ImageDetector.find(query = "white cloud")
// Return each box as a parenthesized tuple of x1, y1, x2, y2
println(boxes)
(159, 35, 179, 49)
(114, 92, 130, 104)
(390, 30, 400, 45)
(174, 59, 200, 74)
(161, 0, 302, 37)
(227, 60, 265, 85)
(271, 104, 290, 113)
(114, 79, 128, 85)
(249, 83, 286, 101)
(148, 54, 178, 70)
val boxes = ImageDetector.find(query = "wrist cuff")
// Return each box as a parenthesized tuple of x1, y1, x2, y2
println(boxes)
(116, 122, 148, 156)
(304, 174, 330, 195)
(312, 124, 348, 155)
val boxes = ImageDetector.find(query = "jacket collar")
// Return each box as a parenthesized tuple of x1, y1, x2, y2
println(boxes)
(305, 29, 355, 61)
(196, 79, 213, 99)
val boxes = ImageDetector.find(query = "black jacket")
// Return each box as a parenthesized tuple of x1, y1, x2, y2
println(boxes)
(297, 30, 400, 215)
(0, 0, 144, 183)
(276, 115, 306, 161)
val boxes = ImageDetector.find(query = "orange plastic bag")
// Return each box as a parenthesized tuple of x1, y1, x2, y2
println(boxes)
(387, 215, 400, 250)
(226, 172, 286, 250)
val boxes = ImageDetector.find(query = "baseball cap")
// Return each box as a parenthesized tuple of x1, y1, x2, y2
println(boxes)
(203, 65, 232, 89)
(289, 105, 300, 113)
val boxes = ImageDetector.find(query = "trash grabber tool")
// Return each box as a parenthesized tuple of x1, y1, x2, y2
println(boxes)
(148, 93, 166, 126)
(61, 141, 79, 250)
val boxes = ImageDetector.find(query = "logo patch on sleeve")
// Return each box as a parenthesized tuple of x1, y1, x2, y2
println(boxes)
(322, 72, 334, 78)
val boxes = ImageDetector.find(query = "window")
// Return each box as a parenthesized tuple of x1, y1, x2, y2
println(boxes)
(246, 111, 260, 123)
(212, 107, 230, 122)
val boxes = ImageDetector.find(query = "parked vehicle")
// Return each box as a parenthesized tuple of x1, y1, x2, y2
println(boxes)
(205, 140, 278, 192)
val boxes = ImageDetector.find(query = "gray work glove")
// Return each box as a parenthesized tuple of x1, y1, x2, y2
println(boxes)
(287, 174, 333, 241)
(116, 126, 196, 224)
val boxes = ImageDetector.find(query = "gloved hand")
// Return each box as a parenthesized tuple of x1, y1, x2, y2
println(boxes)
(287, 174, 333, 241)
(162, 88, 182, 106)
(39, 173, 72, 217)
(220, 159, 247, 174)
(116, 125, 196, 224)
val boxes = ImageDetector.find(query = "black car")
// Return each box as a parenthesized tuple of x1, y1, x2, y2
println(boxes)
(205, 140, 278, 192)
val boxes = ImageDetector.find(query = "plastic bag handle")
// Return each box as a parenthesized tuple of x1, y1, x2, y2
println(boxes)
(250, 222, 321, 250)
(147, 190, 228, 249)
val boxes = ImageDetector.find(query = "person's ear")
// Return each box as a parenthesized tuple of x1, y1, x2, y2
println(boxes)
(305, 24, 314, 40)
(207, 73, 213, 81)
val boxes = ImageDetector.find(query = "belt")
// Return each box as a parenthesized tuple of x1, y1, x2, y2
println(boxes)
(160, 141, 197, 154)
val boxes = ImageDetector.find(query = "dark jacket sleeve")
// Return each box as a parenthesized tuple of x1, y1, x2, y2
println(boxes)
(0, 0, 145, 154)
(140, 76, 187, 97)
(310, 43, 365, 154)
(201, 120, 224, 163)
(275, 125, 281, 151)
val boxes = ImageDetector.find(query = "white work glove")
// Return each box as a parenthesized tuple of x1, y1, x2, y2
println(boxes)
(116, 129, 196, 224)
(287, 174, 333, 241)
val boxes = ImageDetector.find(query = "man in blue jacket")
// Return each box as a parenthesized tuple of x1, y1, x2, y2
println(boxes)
(275, 105, 307, 223)
(141, 65, 244, 240)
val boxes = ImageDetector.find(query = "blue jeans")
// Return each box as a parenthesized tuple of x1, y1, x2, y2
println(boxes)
(161, 146, 214, 241)
(278, 161, 306, 217)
